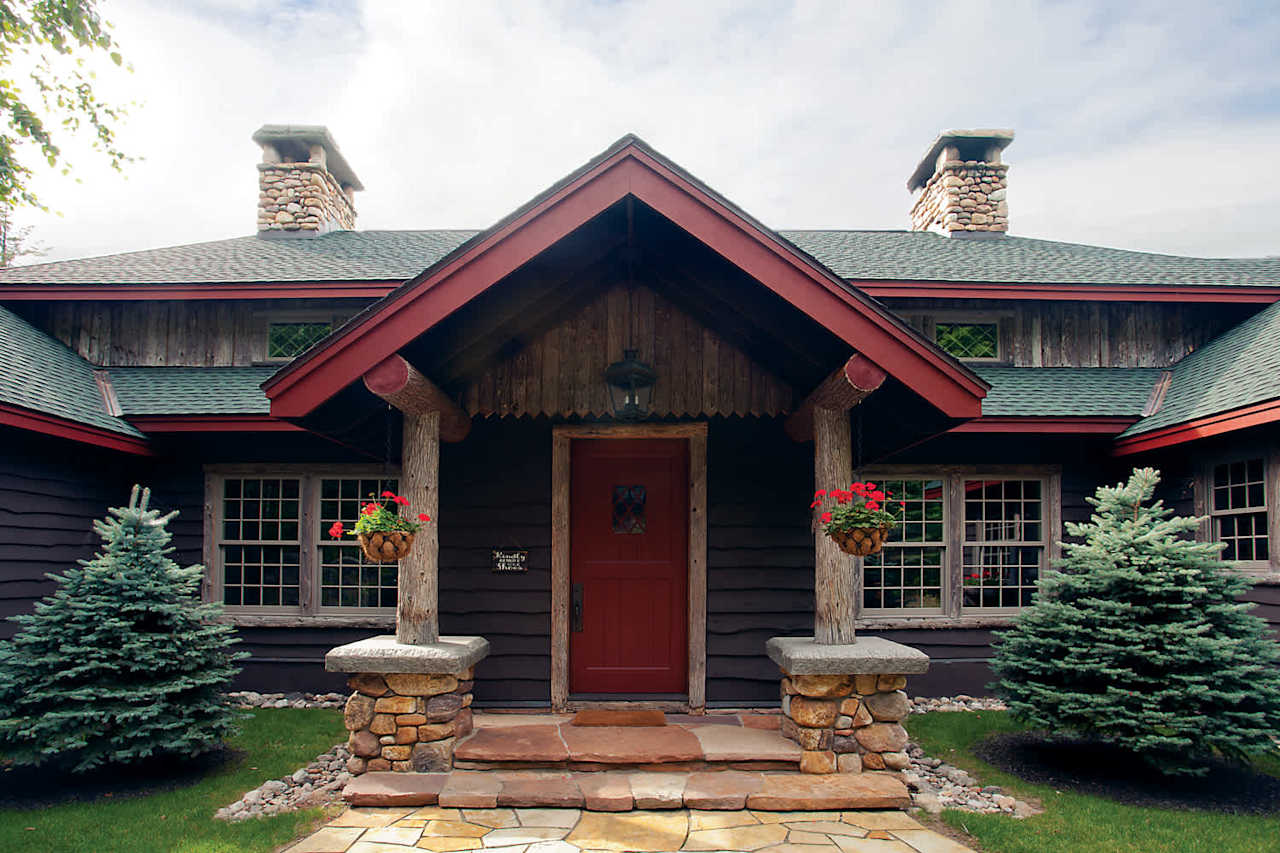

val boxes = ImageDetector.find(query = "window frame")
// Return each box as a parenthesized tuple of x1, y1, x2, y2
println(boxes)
(203, 464, 403, 619)
(1196, 449, 1280, 575)
(856, 465, 1061, 622)
(257, 310, 348, 364)
(906, 312, 1012, 364)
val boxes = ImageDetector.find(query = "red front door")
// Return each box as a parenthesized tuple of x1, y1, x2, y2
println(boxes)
(570, 438, 688, 695)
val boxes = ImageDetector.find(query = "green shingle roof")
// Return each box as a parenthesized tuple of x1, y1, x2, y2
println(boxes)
(0, 229, 1277, 288)
(1121, 300, 1280, 437)
(0, 306, 142, 436)
(971, 366, 1162, 417)
(108, 366, 277, 415)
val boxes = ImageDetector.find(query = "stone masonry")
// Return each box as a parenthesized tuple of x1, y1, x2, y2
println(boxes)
(907, 129, 1014, 235)
(779, 671, 912, 775)
(342, 667, 475, 775)
(258, 161, 356, 233)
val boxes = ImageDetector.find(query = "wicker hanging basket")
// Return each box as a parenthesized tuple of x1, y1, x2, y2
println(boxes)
(828, 525, 890, 557)
(357, 531, 414, 563)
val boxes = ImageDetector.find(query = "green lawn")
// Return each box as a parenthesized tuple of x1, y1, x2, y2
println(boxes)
(906, 711, 1280, 853)
(0, 708, 346, 853)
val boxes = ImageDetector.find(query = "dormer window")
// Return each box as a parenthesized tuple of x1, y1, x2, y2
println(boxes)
(935, 321, 999, 361)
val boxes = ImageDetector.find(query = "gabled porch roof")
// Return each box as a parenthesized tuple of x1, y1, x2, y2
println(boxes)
(263, 135, 988, 421)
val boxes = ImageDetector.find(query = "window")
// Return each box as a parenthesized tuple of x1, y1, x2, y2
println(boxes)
(935, 322, 999, 360)
(962, 479, 1044, 609)
(267, 321, 332, 360)
(857, 468, 1059, 619)
(863, 478, 946, 612)
(1208, 457, 1272, 569)
(210, 468, 402, 613)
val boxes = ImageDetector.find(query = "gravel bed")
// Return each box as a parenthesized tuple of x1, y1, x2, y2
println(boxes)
(215, 743, 352, 821)
(227, 690, 346, 709)
(911, 694, 1007, 714)
(903, 740, 1039, 817)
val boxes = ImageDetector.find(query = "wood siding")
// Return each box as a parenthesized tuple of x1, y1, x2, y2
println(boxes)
(463, 285, 793, 419)
(15, 299, 371, 366)
(888, 299, 1259, 367)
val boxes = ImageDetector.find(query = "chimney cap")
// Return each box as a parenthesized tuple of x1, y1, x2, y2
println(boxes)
(907, 128, 1014, 191)
(252, 124, 364, 191)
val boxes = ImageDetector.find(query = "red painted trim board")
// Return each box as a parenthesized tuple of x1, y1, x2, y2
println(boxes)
(1112, 399, 1280, 455)
(0, 403, 153, 455)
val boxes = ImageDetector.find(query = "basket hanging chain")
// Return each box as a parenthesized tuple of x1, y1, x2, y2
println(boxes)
(384, 403, 393, 478)
(854, 406, 864, 482)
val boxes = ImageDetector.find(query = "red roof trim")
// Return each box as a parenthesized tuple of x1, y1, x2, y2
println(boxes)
(1112, 399, 1280, 455)
(128, 415, 304, 433)
(266, 143, 986, 419)
(0, 281, 397, 301)
(0, 403, 153, 455)
(950, 416, 1138, 434)
(859, 281, 1280, 303)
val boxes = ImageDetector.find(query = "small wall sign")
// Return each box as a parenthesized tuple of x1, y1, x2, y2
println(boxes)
(492, 549, 528, 573)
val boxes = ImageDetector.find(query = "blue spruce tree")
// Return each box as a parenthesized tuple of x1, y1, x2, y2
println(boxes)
(993, 467, 1280, 775)
(0, 486, 245, 771)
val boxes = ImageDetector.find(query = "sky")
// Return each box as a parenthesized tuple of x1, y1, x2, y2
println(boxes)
(11, 0, 1280, 263)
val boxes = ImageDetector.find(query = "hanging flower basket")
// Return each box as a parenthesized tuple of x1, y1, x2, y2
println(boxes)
(828, 525, 892, 557)
(810, 482, 905, 558)
(358, 530, 415, 563)
(328, 490, 431, 563)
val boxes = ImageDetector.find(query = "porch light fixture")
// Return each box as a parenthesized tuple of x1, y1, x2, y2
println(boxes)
(605, 349, 656, 420)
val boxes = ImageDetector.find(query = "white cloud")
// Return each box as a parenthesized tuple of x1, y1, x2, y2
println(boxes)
(12, 0, 1280, 263)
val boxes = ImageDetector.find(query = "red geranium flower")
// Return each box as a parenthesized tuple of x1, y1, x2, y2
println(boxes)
(381, 490, 395, 498)
(328, 521, 344, 538)
(865, 482, 877, 490)
(870, 490, 885, 501)
(820, 512, 832, 523)
(417, 513, 431, 522)
(866, 500, 880, 511)
(362, 503, 378, 515)
(394, 495, 410, 506)
(814, 489, 827, 498)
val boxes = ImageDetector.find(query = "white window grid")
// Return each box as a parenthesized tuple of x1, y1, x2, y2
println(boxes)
(962, 479, 1045, 610)
(862, 478, 946, 614)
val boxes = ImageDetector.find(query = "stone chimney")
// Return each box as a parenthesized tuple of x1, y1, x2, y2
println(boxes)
(253, 125, 363, 235)
(907, 129, 1013, 236)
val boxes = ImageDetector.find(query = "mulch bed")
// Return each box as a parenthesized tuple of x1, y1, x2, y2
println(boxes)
(975, 731, 1280, 815)
(0, 747, 236, 809)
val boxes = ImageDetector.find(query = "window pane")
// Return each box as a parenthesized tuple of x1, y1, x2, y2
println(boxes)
(1217, 511, 1268, 563)
(221, 477, 302, 608)
(935, 322, 998, 359)
(961, 479, 1044, 610)
(1213, 458, 1266, 511)
(863, 479, 945, 611)
(318, 477, 400, 609)
(268, 321, 332, 359)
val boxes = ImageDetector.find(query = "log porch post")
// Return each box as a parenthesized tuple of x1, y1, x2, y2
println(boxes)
(786, 354, 888, 645)
(363, 354, 470, 646)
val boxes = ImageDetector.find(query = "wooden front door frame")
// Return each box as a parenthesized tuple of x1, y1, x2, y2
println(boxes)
(552, 422, 707, 711)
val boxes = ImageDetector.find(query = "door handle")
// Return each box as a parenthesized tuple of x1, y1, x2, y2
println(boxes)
(571, 583, 584, 633)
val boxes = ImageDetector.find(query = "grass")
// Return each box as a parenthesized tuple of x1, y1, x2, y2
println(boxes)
(0, 708, 346, 853)
(906, 711, 1280, 853)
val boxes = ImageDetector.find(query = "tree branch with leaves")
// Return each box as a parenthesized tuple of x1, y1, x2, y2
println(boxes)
(0, 0, 133, 210)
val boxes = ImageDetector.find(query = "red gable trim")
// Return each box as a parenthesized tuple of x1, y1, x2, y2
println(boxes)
(0, 281, 396, 301)
(1112, 399, 1280, 456)
(0, 403, 153, 455)
(950, 416, 1138, 434)
(127, 415, 304, 432)
(859, 281, 1280, 303)
(265, 144, 986, 419)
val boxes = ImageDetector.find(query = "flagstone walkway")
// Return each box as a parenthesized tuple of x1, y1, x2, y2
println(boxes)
(287, 806, 974, 852)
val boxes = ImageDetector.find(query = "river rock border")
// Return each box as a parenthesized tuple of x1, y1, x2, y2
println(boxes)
(779, 672, 912, 774)
(342, 668, 474, 774)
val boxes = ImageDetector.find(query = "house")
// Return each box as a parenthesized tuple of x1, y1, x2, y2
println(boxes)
(1, 125, 1278, 712)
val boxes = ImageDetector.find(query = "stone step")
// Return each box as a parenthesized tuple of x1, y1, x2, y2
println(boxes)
(343, 769, 910, 811)
(453, 723, 803, 772)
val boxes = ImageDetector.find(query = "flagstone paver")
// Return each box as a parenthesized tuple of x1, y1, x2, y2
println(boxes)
(691, 725, 803, 762)
(462, 809, 520, 828)
(559, 725, 703, 764)
(566, 810, 690, 852)
(439, 772, 504, 808)
(290, 805, 975, 853)
(286, 826, 369, 852)
(683, 822, 788, 850)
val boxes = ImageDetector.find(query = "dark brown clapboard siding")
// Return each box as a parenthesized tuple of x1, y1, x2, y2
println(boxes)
(884, 299, 1259, 367)
(0, 429, 135, 635)
(464, 284, 794, 419)
(15, 299, 373, 366)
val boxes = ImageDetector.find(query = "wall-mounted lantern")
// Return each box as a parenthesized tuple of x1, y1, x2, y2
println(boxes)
(604, 349, 656, 420)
